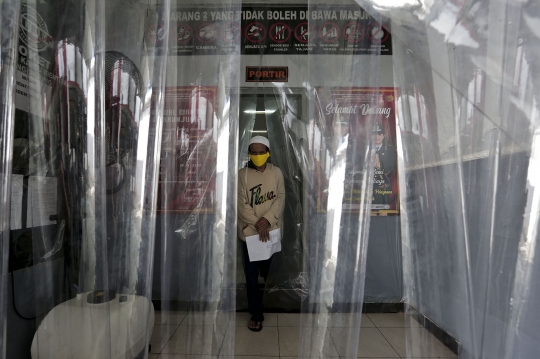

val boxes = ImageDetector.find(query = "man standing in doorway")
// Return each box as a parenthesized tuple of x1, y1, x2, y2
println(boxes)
(238, 136, 285, 332)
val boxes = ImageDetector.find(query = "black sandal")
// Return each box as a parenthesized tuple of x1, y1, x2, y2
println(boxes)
(247, 319, 263, 332)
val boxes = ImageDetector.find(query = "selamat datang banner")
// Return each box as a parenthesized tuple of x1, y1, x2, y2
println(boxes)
(318, 87, 399, 215)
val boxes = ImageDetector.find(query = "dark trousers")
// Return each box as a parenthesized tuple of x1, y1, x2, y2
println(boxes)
(240, 240, 272, 322)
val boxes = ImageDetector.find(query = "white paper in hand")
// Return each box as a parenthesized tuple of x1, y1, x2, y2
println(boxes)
(245, 228, 281, 262)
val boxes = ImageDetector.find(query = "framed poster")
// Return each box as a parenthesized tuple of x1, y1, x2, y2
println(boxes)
(157, 87, 217, 213)
(316, 87, 399, 215)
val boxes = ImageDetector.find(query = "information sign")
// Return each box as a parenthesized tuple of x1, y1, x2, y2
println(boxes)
(145, 5, 392, 56)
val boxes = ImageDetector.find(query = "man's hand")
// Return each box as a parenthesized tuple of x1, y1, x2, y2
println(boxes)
(258, 226, 270, 242)
(255, 217, 270, 231)
(255, 217, 270, 242)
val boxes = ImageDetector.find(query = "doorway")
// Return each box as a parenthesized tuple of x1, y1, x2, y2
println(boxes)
(237, 90, 308, 311)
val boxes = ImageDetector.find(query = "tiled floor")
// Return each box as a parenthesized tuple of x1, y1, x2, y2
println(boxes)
(149, 311, 458, 359)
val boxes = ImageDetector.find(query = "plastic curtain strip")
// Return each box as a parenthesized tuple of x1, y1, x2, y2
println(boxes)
(232, 1, 386, 357)
(14, 0, 540, 358)
(0, 0, 20, 357)
(152, 0, 383, 358)
(153, 0, 241, 356)
(232, 0, 385, 357)
(6, 0, 170, 358)
(295, 1, 383, 358)
(354, 0, 540, 358)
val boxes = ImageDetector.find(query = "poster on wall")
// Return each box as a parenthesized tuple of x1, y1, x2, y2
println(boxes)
(145, 5, 391, 56)
(317, 87, 399, 215)
(156, 87, 217, 213)
(15, 3, 56, 116)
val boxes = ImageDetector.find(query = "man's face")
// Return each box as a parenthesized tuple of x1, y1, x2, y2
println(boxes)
(249, 143, 268, 155)
(371, 132, 384, 146)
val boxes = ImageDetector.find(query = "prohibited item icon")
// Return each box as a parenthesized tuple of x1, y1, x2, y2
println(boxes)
(319, 22, 339, 43)
(269, 23, 291, 43)
(294, 22, 315, 43)
(368, 23, 390, 43)
(197, 23, 217, 43)
(344, 22, 364, 43)
(176, 23, 192, 44)
(245, 22, 267, 43)
(146, 24, 166, 45)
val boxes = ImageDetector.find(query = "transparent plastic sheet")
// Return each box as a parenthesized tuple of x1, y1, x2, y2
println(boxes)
(357, 0, 540, 358)
(152, 0, 240, 357)
(147, 1, 390, 358)
(7, 0, 170, 358)
(230, 1, 390, 357)
(297, 1, 384, 358)
(0, 0, 20, 357)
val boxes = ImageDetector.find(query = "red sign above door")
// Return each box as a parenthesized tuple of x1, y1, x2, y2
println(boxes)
(246, 66, 288, 82)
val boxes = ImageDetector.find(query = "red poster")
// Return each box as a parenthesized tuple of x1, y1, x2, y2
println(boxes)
(157, 87, 217, 212)
(317, 87, 399, 215)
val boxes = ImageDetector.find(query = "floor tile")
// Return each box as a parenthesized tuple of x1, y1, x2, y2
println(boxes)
(217, 323, 235, 357)
(278, 313, 333, 327)
(361, 314, 375, 328)
(379, 327, 458, 358)
(358, 328, 401, 358)
(180, 312, 230, 327)
(279, 326, 339, 357)
(277, 313, 373, 329)
(278, 313, 307, 327)
(232, 325, 280, 356)
(150, 325, 180, 353)
(153, 312, 455, 359)
(235, 312, 278, 327)
(329, 327, 400, 358)
(367, 313, 423, 328)
(155, 311, 187, 325)
(158, 355, 218, 359)
(328, 313, 375, 328)
(162, 326, 224, 355)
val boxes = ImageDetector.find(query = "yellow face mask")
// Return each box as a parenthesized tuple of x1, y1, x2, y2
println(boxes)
(249, 153, 270, 167)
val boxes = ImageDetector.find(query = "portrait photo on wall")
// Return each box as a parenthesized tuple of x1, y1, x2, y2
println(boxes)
(317, 87, 399, 215)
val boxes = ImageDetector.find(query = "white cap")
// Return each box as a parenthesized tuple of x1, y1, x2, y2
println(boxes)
(249, 136, 270, 150)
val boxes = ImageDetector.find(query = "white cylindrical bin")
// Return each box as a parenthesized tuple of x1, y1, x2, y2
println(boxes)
(31, 294, 154, 359)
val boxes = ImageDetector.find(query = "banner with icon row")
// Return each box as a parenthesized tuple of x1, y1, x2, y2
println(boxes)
(145, 5, 392, 56)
